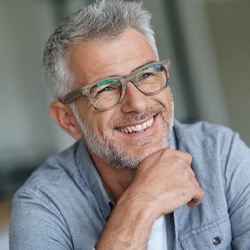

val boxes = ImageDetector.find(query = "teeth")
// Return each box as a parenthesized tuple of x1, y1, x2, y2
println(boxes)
(119, 117, 154, 134)
(142, 123, 147, 129)
(127, 127, 133, 133)
(135, 125, 143, 131)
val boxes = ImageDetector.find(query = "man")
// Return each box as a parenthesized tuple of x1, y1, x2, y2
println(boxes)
(9, 1, 250, 249)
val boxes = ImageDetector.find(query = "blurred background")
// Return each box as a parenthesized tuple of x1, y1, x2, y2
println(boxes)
(0, 0, 249, 248)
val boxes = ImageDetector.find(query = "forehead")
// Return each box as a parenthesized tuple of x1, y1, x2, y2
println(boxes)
(67, 28, 157, 88)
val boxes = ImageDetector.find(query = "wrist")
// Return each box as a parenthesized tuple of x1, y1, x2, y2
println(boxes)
(117, 185, 160, 224)
(96, 187, 158, 249)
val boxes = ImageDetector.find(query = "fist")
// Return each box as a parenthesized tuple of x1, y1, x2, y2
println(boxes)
(130, 147, 204, 217)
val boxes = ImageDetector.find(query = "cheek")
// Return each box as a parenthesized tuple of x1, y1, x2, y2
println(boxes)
(156, 89, 173, 108)
(85, 109, 116, 136)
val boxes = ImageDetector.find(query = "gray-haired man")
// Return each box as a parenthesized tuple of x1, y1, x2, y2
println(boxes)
(10, 1, 250, 249)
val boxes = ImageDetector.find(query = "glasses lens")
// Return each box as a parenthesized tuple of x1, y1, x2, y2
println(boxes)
(135, 64, 167, 94)
(90, 79, 122, 109)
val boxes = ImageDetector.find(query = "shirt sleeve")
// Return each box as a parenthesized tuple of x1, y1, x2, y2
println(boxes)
(224, 132, 250, 248)
(9, 188, 73, 250)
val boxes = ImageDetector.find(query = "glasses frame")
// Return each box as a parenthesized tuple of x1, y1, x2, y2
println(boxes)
(60, 60, 170, 111)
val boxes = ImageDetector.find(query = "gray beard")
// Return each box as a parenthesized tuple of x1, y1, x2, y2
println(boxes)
(71, 102, 174, 170)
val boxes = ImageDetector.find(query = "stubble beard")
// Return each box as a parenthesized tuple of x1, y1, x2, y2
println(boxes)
(72, 102, 174, 170)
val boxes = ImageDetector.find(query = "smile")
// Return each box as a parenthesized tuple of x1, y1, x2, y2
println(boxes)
(118, 117, 154, 134)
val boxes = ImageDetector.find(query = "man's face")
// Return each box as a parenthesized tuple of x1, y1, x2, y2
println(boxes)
(67, 28, 174, 169)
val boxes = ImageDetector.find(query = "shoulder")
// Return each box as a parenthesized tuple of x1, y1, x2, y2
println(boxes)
(173, 119, 234, 140)
(10, 141, 108, 249)
(173, 119, 250, 179)
(173, 120, 240, 152)
(173, 119, 250, 171)
(12, 140, 92, 209)
(12, 139, 108, 216)
(22, 141, 82, 190)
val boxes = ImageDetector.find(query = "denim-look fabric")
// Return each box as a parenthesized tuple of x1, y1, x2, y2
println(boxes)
(9, 120, 250, 249)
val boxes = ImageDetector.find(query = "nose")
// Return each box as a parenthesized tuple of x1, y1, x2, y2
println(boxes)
(120, 82, 148, 114)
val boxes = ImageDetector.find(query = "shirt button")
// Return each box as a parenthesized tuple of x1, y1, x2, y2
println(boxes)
(213, 236, 222, 246)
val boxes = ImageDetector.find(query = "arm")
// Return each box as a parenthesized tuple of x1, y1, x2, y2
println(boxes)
(95, 147, 204, 249)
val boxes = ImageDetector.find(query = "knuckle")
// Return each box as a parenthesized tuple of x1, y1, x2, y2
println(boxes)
(200, 188, 205, 197)
(179, 167, 189, 179)
(183, 152, 192, 163)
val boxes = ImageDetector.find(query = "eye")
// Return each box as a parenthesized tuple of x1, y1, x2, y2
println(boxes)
(90, 79, 120, 97)
(98, 86, 117, 93)
(139, 72, 154, 80)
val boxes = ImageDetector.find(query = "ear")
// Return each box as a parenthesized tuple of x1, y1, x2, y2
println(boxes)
(49, 101, 83, 140)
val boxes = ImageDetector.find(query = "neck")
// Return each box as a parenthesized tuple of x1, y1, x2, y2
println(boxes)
(90, 152, 136, 204)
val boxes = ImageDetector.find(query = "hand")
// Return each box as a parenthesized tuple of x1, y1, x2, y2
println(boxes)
(125, 147, 204, 219)
(95, 147, 204, 250)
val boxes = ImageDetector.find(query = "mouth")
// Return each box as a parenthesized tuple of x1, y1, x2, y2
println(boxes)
(117, 117, 154, 134)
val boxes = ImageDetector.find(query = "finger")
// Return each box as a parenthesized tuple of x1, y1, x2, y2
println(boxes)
(187, 188, 204, 208)
(180, 151, 192, 165)
(165, 148, 193, 166)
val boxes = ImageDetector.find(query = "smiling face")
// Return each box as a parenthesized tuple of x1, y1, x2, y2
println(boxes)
(67, 28, 174, 169)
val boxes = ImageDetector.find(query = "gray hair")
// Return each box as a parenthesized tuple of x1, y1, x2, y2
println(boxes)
(43, 0, 158, 100)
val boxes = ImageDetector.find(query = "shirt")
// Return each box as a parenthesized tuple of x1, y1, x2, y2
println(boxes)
(148, 216, 167, 249)
(9, 120, 250, 249)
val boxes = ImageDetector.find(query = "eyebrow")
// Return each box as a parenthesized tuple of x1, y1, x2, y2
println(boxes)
(108, 60, 157, 78)
(132, 60, 156, 72)
(82, 59, 158, 87)
(96, 79, 118, 87)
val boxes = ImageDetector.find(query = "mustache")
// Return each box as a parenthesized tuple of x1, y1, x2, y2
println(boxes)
(109, 104, 168, 129)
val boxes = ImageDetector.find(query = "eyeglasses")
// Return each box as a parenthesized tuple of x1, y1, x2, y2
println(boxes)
(60, 60, 170, 111)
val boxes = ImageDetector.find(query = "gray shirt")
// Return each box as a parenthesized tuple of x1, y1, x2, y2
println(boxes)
(9, 120, 250, 249)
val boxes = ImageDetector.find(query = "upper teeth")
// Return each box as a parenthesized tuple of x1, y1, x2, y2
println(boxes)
(119, 117, 154, 133)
